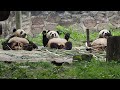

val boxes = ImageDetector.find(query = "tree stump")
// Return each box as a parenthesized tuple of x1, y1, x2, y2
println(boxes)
(106, 36, 120, 61)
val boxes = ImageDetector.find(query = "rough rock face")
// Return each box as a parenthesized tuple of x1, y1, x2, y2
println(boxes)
(2, 11, 120, 37)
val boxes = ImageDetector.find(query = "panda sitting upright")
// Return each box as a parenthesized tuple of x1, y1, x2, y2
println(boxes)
(42, 30, 72, 50)
(2, 28, 38, 51)
(86, 29, 112, 51)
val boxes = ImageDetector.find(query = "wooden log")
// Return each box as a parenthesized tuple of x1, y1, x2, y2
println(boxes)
(86, 29, 91, 47)
(106, 36, 120, 61)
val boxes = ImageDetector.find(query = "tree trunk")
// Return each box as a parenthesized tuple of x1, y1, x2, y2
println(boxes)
(15, 11, 22, 29)
(106, 36, 120, 61)
(0, 23, 2, 35)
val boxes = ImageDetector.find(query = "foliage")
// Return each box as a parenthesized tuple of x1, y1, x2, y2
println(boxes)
(0, 60, 120, 79)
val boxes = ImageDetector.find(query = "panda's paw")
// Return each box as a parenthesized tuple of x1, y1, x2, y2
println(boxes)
(65, 41, 72, 50)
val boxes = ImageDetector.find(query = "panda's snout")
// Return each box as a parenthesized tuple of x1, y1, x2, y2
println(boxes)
(51, 34, 54, 37)
(22, 33, 27, 38)
(24, 33, 26, 35)
(105, 33, 111, 36)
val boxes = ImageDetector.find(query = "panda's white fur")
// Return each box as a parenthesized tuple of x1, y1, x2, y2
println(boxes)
(13, 28, 27, 38)
(99, 29, 111, 38)
(86, 38, 107, 51)
(46, 30, 60, 39)
(91, 38, 107, 46)
(47, 38, 67, 48)
(8, 37, 29, 44)
(8, 37, 29, 50)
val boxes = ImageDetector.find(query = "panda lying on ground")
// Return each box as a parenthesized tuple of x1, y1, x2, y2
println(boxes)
(86, 29, 112, 51)
(2, 28, 38, 51)
(42, 30, 72, 50)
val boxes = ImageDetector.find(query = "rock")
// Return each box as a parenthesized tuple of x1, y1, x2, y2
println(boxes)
(70, 23, 83, 32)
(89, 11, 98, 16)
(97, 23, 110, 31)
(51, 61, 64, 66)
(44, 21, 58, 31)
(109, 15, 120, 28)
(31, 25, 44, 37)
(94, 12, 107, 23)
(59, 19, 75, 26)
(68, 11, 80, 14)
(31, 16, 44, 25)
(106, 11, 116, 17)
(73, 54, 93, 61)
(83, 17, 97, 29)
(46, 13, 61, 23)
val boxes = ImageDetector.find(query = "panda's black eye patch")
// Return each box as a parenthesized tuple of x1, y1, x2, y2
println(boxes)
(20, 31, 23, 34)
(54, 33, 56, 36)
(50, 32, 52, 35)
(102, 31, 104, 35)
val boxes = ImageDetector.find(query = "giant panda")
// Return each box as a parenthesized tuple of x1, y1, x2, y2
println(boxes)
(86, 38, 107, 51)
(42, 30, 60, 47)
(2, 28, 38, 51)
(86, 29, 112, 51)
(42, 30, 72, 50)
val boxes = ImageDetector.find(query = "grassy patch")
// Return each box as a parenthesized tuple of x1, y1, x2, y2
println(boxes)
(0, 60, 120, 79)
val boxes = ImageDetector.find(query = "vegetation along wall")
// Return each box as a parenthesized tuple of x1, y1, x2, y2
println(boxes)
(0, 11, 120, 37)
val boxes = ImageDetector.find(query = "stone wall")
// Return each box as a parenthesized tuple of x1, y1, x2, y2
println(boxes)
(3, 11, 120, 37)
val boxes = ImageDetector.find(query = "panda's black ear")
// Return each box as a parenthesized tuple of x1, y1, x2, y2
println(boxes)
(109, 30, 112, 34)
(42, 31, 46, 34)
(13, 28, 17, 32)
(57, 31, 59, 35)
(47, 30, 50, 33)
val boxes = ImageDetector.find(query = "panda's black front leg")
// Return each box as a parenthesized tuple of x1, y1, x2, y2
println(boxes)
(43, 37, 49, 47)
(28, 41, 38, 49)
(2, 41, 12, 50)
(65, 33, 70, 41)
(42, 31, 49, 47)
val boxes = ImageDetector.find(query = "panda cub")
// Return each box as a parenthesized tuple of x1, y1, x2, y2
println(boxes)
(2, 28, 38, 51)
(86, 29, 112, 51)
(42, 30, 72, 50)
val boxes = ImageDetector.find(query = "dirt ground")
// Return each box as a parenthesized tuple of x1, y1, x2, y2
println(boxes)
(0, 46, 106, 63)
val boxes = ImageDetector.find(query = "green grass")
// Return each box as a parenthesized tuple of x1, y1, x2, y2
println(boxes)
(1, 60, 120, 79)
(1, 25, 120, 79)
